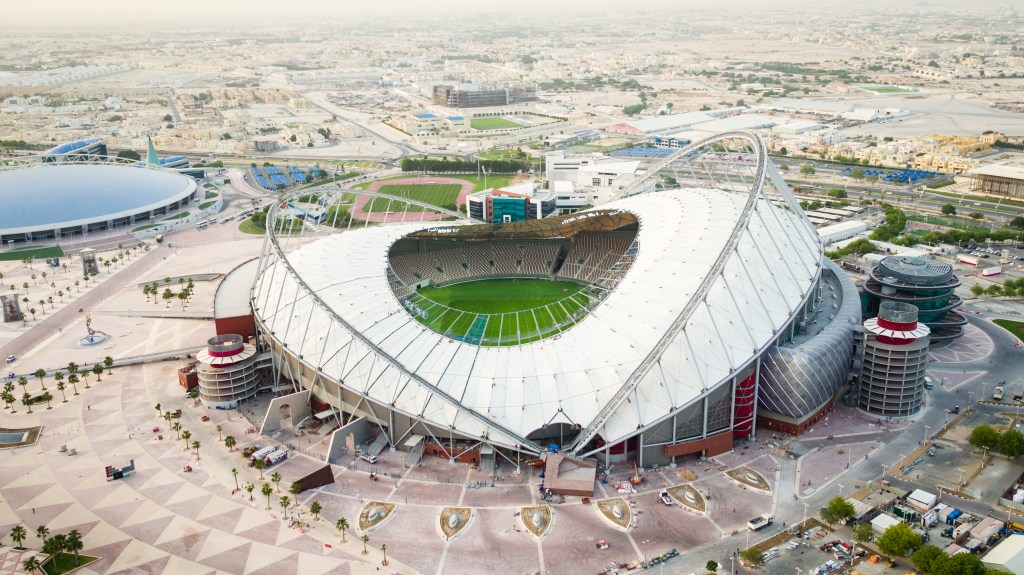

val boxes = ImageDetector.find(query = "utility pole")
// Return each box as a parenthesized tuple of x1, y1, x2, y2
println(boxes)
(802, 502, 809, 531)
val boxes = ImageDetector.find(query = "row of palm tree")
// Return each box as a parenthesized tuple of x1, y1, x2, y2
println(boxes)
(142, 277, 196, 310)
(208, 410, 389, 568)
(2, 359, 114, 413)
(161, 411, 202, 459)
(7, 524, 84, 574)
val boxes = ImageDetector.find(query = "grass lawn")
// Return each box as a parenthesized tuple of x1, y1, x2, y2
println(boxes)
(163, 211, 190, 221)
(367, 184, 462, 212)
(42, 552, 99, 574)
(410, 278, 588, 345)
(477, 148, 533, 161)
(0, 245, 65, 261)
(131, 223, 160, 233)
(470, 117, 524, 130)
(205, 190, 219, 199)
(354, 174, 513, 193)
(994, 319, 1024, 342)
(198, 201, 218, 210)
(863, 85, 918, 94)
(238, 219, 266, 235)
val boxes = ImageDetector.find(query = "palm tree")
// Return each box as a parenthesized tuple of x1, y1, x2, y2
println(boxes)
(74, 280, 80, 293)
(271, 472, 282, 492)
(21, 556, 41, 575)
(65, 529, 83, 565)
(67, 373, 80, 395)
(41, 392, 53, 410)
(231, 468, 239, 490)
(2, 390, 14, 412)
(92, 364, 103, 381)
(53, 371, 64, 397)
(56, 379, 67, 403)
(38, 300, 45, 314)
(33, 368, 47, 390)
(28, 308, 35, 321)
(192, 440, 201, 460)
(361, 534, 370, 555)
(310, 501, 322, 521)
(66, 361, 78, 378)
(22, 392, 33, 414)
(35, 525, 48, 542)
(46, 296, 53, 309)
(162, 289, 173, 308)
(103, 356, 113, 375)
(335, 518, 349, 543)
(381, 543, 388, 566)
(17, 375, 29, 393)
(216, 425, 223, 441)
(57, 290, 64, 303)
(181, 429, 192, 448)
(172, 422, 181, 439)
(178, 291, 188, 310)
(279, 496, 290, 517)
(245, 482, 255, 501)
(289, 483, 301, 508)
(262, 483, 273, 509)
(80, 369, 90, 388)
(224, 435, 236, 451)
(254, 459, 266, 479)
(9, 525, 27, 548)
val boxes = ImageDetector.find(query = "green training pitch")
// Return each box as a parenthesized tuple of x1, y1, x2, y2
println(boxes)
(0, 245, 65, 261)
(863, 85, 917, 94)
(367, 183, 463, 212)
(408, 278, 589, 345)
(470, 117, 525, 130)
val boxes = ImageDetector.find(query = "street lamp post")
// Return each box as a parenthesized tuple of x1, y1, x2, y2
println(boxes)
(958, 468, 965, 489)
(924, 425, 931, 444)
(838, 483, 845, 498)
(802, 502, 809, 531)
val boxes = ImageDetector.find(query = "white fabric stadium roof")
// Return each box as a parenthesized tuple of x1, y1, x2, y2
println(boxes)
(254, 187, 821, 451)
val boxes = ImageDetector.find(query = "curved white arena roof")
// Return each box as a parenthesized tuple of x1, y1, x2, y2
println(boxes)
(254, 184, 822, 452)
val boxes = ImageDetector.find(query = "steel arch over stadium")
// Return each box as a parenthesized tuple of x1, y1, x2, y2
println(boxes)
(251, 131, 857, 465)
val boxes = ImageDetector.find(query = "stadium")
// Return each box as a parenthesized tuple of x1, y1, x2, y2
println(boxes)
(0, 156, 199, 245)
(251, 131, 860, 468)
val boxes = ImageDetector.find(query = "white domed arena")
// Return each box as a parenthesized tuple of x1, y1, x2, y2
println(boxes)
(251, 131, 859, 468)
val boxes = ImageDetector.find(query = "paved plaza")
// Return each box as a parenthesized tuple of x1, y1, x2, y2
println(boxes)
(2, 182, 1024, 574)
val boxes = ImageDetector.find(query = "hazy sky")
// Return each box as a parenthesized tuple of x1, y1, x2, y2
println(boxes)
(2, 0, 996, 28)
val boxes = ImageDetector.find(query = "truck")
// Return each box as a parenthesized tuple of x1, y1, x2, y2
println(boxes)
(959, 254, 979, 266)
(248, 445, 279, 466)
(994, 387, 1004, 401)
(748, 515, 773, 531)
(264, 449, 288, 467)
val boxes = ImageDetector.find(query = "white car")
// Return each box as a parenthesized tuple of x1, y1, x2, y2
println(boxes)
(5, 355, 15, 363)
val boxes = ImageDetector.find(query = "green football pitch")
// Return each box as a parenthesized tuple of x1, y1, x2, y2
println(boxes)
(408, 278, 589, 345)
(366, 184, 462, 212)
(470, 117, 525, 130)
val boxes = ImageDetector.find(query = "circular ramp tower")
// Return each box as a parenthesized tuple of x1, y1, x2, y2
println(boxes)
(858, 301, 931, 417)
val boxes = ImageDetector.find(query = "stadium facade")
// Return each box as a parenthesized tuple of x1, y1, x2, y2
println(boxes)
(0, 157, 198, 244)
(250, 132, 858, 468)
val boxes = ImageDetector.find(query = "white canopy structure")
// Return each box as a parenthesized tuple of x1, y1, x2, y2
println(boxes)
(252, 132, 851, 462)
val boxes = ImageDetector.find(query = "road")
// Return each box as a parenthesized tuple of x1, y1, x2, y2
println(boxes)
(0, 246, 169, 370)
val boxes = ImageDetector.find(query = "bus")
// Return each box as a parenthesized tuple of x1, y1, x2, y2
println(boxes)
(196, 220, 209, 229)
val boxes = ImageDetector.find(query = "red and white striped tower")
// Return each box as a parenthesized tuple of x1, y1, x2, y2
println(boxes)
(858, 302, 931, 417)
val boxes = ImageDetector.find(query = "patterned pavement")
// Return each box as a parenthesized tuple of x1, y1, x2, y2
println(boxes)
(0, 364, 389, 575)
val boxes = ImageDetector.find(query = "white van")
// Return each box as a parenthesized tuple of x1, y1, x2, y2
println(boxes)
(360, 453, 377, 464)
